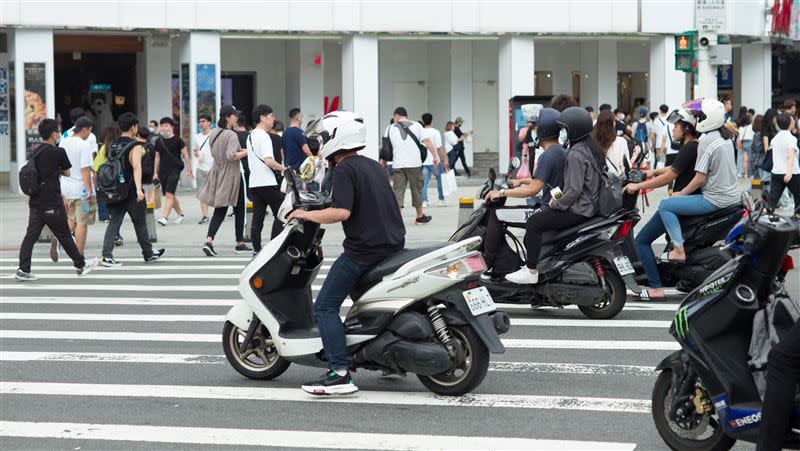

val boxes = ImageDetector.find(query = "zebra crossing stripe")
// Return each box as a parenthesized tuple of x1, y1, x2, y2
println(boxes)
(0, 421, 637, 450)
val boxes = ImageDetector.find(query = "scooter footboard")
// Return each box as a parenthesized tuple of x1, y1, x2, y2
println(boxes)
(225, 302, 255, 331)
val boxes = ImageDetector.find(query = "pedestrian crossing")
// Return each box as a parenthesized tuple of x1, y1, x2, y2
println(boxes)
(0, 255, 684, 450)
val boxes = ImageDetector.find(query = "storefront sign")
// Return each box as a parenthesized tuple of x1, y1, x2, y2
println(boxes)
(180, 63, 190, 146)
(196, 64, 216, 133)
(23, 62, 47, 155)
(696, 0, 727, 32)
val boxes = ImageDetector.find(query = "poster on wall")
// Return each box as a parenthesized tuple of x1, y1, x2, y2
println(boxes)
(0, 67, 9, 136)
(171, 74, 180, 138)
(196, 64, 216, 133)
(24, 63, 47, 156)
(180, 63, 190, 146)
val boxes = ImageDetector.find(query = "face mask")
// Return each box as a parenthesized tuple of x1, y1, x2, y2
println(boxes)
(160, 129, 174, 139)
(558, 128, 568, 146)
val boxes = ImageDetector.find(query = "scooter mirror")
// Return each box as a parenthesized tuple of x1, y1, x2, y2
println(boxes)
(510, 156, 521, 170)
(488, 167, 496, 184)
(741, 192, 754, 214)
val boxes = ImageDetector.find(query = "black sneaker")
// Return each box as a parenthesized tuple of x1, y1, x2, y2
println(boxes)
(234, 243, 253, 254)
(301, 370, 358, 395)
(101, 257, 122, 267)
(203, 242, 217, 257)
(198, 216, 209, 225)
(480, 268, 495, 281)
(145, 248, 165, 263)
(15, 269, 37, 282)
(114, 235, 124, 247)
(415, 214, 432, 225)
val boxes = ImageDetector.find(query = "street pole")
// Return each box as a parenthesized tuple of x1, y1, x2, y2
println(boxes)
(696, 31, 718, 99)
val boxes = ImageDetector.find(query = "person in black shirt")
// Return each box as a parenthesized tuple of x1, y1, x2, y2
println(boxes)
(290, 112, 405, 395)
(451, 117, 473, 176)
(17, 119, 98, 281)
(624, 108, 700, 301)
(153, 117, 192, 226)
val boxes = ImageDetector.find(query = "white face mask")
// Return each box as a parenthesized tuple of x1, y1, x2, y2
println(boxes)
(558, 128, 568, 146)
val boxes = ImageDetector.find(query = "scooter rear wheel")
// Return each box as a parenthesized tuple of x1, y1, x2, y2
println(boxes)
(223, 321, 291, 380)
(578, 270, 626, 319)
(652, 369, 736, 451)
(417, 326, 490, 397)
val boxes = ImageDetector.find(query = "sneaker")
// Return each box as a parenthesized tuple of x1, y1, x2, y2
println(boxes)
(101, 257, 122, 267)
(414, 214, 432, 225)
(227, 212, 235, 218)
(157, 217, 168, 227)
(203, 242, 217, 257)
(234, 243, 253, 254)
(174, 214, 185, 224)
(198, 216, 209, 225)
(14, 269, 37, 282)
(505, 267, 539, 285)
(422, 200, 430, 208)
(145, 248, 166, 263)
(114, 235, 124, 247)
(77, 257, 99, 276)
(437, 200, 449, 207)
(49, 237, 59, 263)
(480, 268, 497, 281)
(301, 370, 358, 395)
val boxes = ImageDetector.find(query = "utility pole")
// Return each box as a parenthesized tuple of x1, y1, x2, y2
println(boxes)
(695, 30, 718, 98)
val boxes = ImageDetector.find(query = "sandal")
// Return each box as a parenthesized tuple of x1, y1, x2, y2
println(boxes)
(639, 289, 667, 302)
(658, 251, 686, 264)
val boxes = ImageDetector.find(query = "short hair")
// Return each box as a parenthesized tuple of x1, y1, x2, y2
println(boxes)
(252, 104, 274, 124)
(445, 121, 455, 131)
(149, 120, 158, 127)
(421, 113, 433, 126)
(159, 116, 174, 126)
(273, 120, 285, 132)
(394, 106, 408, 117)
(198, 115, 212, 123)
(288, 108, 301, 119)
(550, 94, 577, 112)
(659, 104, 669, 113)
(649, 112, 659, 121)
(137, 126, 150, 140)
(237, 113, 248, 127)
(599, 104, 612, 112)
(38, 118, 59, 140)
(69, 107, 85, 123)
(777, 112, 792, 130)
(748, 109, 755, 116)
(118, 112, 139, 132)
(784, 99, 797, 109)
(585, 106, 594, 113)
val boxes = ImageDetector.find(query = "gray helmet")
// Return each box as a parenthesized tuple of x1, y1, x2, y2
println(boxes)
(557, 106, 593, 143)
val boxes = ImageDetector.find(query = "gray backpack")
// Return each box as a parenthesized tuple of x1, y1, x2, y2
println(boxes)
(748, 295, 800, 399)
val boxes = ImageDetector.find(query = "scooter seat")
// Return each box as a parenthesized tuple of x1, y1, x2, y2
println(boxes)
(540, 216, 611, 244)
(352, 243, 452, 296)
(679, 204, 743, 229)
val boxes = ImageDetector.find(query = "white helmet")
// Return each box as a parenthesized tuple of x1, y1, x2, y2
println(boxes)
(682, 98, 725, 133)
(666, 108, 697, 127)
(304, 111, 366, 160)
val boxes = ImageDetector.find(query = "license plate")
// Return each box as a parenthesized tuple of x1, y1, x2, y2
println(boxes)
(463, 286, 496, 316)
(614, 255, 635, 276)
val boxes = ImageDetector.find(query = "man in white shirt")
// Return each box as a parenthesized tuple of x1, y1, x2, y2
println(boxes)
(60, 116, 96, 253)
(768, 112, 800, 211)
(386, 107, 436, 224)
(62, 107, 98, 155)
(247, 105, 286, 253)
(653, 104, 675, 166)
(419, 113, 450, 207)
(194, 114, 214, 224)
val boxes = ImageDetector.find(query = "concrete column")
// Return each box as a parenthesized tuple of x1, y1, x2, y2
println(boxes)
(144, 35, 172, 125)
(450, 41, 472, 165)
(648, 35, 687, 111)
(738, 44, 771, 115)
(342, 34, 379, 160)
(9, 28, 55, 193)
(299, 40, 325, 122)
(597, 41, 618, 108)
(427, 41, 451, 137)
(498, 36, 534, 172)
(579, 42, 599, 109)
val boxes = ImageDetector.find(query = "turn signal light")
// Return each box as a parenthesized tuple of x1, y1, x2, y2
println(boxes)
(252, 277, 264, 289)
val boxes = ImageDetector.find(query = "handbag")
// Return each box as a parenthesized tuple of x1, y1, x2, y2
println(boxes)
(761, 148, 773, 173)
(442, 170, 458, 197)
(591, 162, 623, 217)
(516, 155, 531, 179)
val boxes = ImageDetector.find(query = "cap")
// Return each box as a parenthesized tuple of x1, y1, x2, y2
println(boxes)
(638, 106, 649, 117)
(73, 116, 93, 131)
(220, 105, 240, 118)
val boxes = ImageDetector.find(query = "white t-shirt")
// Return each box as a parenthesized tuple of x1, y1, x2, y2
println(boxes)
(64, 127, 97, 154)
(444, 130, 458, 153)
(386, 120, 426, 169)
(605, 136, 630, 177)
(653, 116, 674, 152)
(195, 131, 214, 172)
(419, 127, 442, 166)
(740, 124, 754, 142)
(770, 130, 800, 175)
(59, 135, 94, 199)
(246, 129, 278, 187)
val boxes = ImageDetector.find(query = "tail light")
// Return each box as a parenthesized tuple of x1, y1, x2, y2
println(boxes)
(781, 256, 794, 273)
(614, 220, 633, 239)
(426, 253, 486, 279)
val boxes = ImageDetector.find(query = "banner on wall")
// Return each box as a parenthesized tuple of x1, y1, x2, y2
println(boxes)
(171, 75, 180, 138)
(0, 66, 8, 136)
(24, 62, 47, 156)
(180, 63, 190, 146)
(196, 64, 216, 133)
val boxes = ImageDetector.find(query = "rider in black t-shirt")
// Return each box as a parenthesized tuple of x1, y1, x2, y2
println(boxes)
(288, 112, 405, 395)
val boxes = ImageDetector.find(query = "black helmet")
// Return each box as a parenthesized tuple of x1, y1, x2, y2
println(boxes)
(557, 106, 593, 142)
(536, 108, 561, 141)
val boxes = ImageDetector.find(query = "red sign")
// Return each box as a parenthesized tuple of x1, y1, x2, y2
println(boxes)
(772, 0, 793, 35)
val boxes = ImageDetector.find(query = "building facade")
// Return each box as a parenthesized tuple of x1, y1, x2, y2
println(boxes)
(1, 0, 798, 190)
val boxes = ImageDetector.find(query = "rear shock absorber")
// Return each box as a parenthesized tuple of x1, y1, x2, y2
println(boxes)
(591, 257, 606, 290)
(427, 304, 455, 356)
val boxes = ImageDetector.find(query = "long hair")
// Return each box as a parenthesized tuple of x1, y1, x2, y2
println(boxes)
(752, 114, 764, 133)
(584, 136, 606, 170)
(591, 110, 617, 153)
(101, 123, 121, 147)
(762, 108, 777, 138)
(735, 107, 751, 127)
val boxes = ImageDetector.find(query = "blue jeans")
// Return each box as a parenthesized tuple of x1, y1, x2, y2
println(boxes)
(422, 163, 444, 203)
(314, 254, 373, 371)
(634, 213, 667, 288)
(658, 195, 720, 247)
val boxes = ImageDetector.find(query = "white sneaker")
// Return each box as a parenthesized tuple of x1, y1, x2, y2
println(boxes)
(422, 201, 430, 208)
(505, 267, 539, 284)
(438, 200, 449, 207)
(157, 217, 168, 227)
(174, 214, 185, 224)
(77, 257, 99, 276)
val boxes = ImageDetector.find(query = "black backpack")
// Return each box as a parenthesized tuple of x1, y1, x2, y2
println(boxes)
(18, 145, 50, 196)
(96, 140, 138, 204)
(141, 136, 157, 184)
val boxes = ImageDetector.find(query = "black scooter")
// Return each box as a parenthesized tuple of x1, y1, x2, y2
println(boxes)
(651, 200, 800, 450)
(450, 167, 642, 319)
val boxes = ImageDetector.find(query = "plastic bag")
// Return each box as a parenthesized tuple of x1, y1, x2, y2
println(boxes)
(442, 170, 458, 197)
(516, 155, 531, 179)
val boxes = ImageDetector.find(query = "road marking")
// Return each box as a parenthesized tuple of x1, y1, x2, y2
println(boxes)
(0, 273, 328, 280)
(0, 330, 682, 350)
(0, 421, 637, 450)
(0, 352, 657, 376)
(0, 312, 670, 329)
(0, 265, 332, 273)
(0, 257, 337, 263)
(0, 381, 652, 414)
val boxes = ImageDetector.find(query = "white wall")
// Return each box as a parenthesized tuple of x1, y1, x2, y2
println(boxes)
(535, 41, 580, 97)
(378, 41, 429, 125)
(617, 41, 650, 73)
(221, 39, 288, 120)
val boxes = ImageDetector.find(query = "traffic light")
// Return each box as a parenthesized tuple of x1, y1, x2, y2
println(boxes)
(674, 32, 695, 71)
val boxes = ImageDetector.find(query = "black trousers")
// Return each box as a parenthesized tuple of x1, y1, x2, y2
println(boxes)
(103, 194, 154, 259)
(768, 173, 800, 211)
(207, 182, 245, 242)
(483, 206, 540, 269)
(523, 207, 586, 268)
(19, 205, 85, 272)
(757, 320, 800, 451)
(249, 185, 285, 252)
(448, 147, 470, 175)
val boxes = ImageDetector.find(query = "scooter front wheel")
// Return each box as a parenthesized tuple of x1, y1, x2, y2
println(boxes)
(417, 325, 490, 397)
(223, 321, 291, 380)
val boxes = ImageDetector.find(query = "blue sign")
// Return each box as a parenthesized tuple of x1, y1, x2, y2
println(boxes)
(89, 83, 111, 91)
(717, 65, 733, 89)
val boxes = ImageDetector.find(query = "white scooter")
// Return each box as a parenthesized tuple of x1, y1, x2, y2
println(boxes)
(223, 171, 511, 396)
